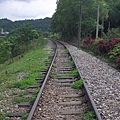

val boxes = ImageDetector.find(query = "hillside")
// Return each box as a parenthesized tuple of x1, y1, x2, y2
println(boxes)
(0, 17, 51, 32)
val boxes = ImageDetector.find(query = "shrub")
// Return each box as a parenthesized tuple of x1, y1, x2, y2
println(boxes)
(97, 38, 120, 54)
(97, 40, 107, 54)
(103, 28, 120, 40)
(83, 37, 95, 46)
(109, 43, 120, 63)
(90, 40, 99, 53)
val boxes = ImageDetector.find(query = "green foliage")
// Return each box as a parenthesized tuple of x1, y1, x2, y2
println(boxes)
(0, 18, 51, 32)
(12, 97, 30, 103)
(70, 69, 78, 76)
(108, 0, 120, 27)
(0, 112, 8, 120)
(109, 43, 120, 62)
(33, 88, 40, 95)
(53, 63, 57, 67)
(51, 0, 109, 40)
(90, 39, 99, 53)
(49, 33, 60, 39)
(51, 71, 56, 75)
(0, 38, 49, 120)
(103, 28, 120, 41)
(71, 79, 83, 89)
(81, 111, 96, 120)
(21, 113, 29, 120)
(9, 78, 37, 89)
(0, 24, 40, 64)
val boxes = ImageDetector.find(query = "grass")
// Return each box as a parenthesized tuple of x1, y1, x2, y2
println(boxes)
(21, 113, 29, 120)
(71, 78, 83, 89)
(81, 111, 97, 120)
(53, 63, 57, 67)
(70, 69, 78, 76)
(51, 71, 57, 75)
(12, 97, 30, 104)
(0, 38, 52, 119)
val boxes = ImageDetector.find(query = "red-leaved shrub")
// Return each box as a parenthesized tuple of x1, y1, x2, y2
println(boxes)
(116, 55, 120, 63)
(83, 37, 95, 46)
(97, 38, 120, 54)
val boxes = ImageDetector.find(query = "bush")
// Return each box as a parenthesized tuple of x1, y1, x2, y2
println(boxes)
(83, 37, 95, 46)
(103, 28, 120, 40)
(109, 43, 120, 63)
(90, 40, 99, 53)
(97, 38, 120, 54)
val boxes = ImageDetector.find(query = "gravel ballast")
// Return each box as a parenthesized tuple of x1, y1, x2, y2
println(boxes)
(65, 43, 120, 120)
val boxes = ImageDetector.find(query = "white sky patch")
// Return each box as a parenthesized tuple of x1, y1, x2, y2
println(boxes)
(0, 0, 57, 21)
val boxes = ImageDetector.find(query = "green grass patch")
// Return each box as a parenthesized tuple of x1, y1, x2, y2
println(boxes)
(8, 78, 38, 89)
(12, 95, 36, 104)
(12, 97, 30, 104)
(69, 61, 74, 66)
(51, 71, 57, 75)
(71, 78, 83, 89)
(81, 111, 97, 120)
(0, 112, 9, 120)
(0, 38, 54, 119)
(21, 113, 29, 120)
(53, 63, 57, 67)
(33, 88, 40, 95)
(70, 69, 78, 76)
(19, 91, 29, 96)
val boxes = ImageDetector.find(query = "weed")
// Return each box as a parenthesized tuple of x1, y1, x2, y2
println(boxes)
(19, 91, 29, 96)
(69, 61, 74, 66)
(53, 63, 57, 67)
(8, 78, 38, 89)
(68, 56, 72, 60)
(70, 69, 78, 76)
(30, 96, 36, 104)
(12, 91, 18, 95)
(81, 111, 97, 120)
(0, 112, 8, 120)
(12, 97, 30, 104)
(21, 113, 29, 120)
(33, 88, 40, 95)
(51, 71, 56, 75)
(65, 49, 69, 53)
(71, 79, 83, 89)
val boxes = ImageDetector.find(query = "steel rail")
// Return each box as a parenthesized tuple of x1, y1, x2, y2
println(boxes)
(27, 40, 57, 120)
(59, 41, 102, 120)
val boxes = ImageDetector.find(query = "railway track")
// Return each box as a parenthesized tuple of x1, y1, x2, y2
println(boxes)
(26, 41, 101, 120)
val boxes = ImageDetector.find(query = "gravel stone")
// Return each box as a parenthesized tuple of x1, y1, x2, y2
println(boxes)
(65, 43, 120, 120)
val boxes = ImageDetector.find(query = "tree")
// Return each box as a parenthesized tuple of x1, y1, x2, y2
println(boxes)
(51, 0, 109, 41)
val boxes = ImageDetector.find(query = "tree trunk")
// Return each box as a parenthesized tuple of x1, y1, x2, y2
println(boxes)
(96, 2, 100, 39)
(78, 2, 82, 48)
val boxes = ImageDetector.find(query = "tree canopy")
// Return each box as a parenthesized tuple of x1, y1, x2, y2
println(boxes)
(51, 0, 119, 40)
(0, 17, 51, 33)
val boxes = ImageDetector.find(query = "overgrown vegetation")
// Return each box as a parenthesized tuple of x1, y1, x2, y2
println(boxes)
(81, 111, 97, 120)
(83, 36, 120, 69)
(0, 24, 40, 64)
(70, 69, 78, 76)
(71, 78, 83, 89)
(51, 0, 120, 70)
(0, 36, 51, 119)
(0, 17, 51, 32)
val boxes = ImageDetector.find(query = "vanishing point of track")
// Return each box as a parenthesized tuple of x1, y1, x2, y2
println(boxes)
(27, 40, 101, 120)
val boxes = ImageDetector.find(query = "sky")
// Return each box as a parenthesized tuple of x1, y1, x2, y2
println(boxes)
(0, 0, 57, 21)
